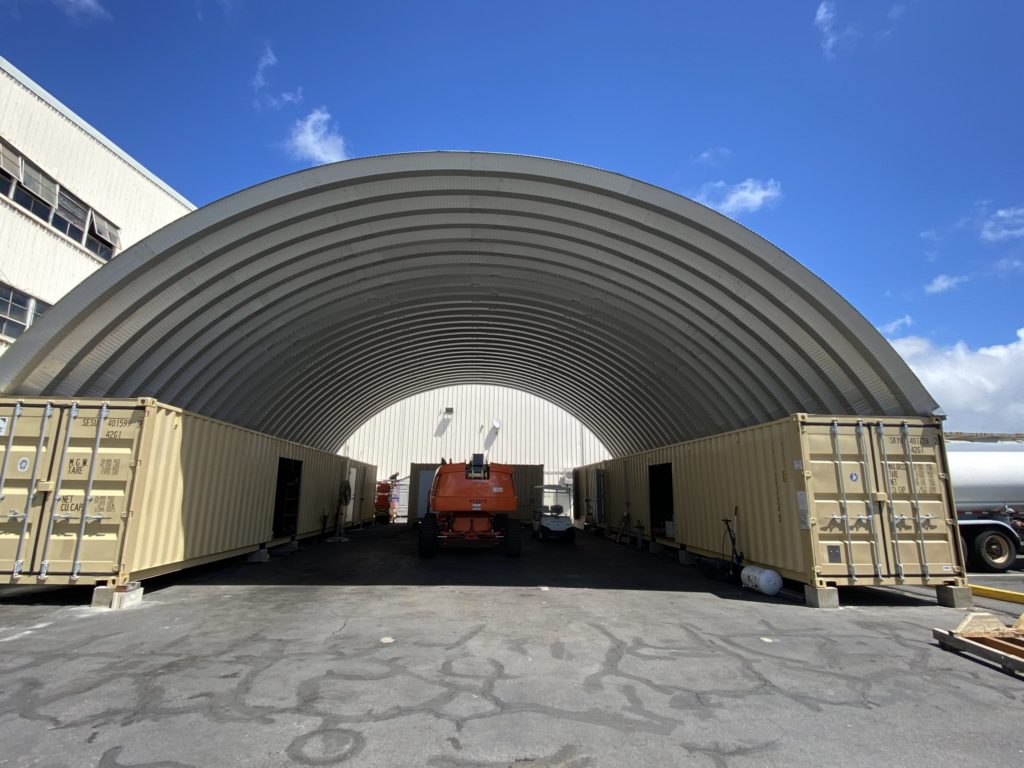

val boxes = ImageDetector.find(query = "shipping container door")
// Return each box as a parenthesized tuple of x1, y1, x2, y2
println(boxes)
(805, 421, 888, 579)
(27, 403, 141, 580)
(869, 421, 958, 579)
(0, 402, 60, 578)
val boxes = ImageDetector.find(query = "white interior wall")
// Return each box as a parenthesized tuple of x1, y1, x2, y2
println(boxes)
(341, 384, 611, 480)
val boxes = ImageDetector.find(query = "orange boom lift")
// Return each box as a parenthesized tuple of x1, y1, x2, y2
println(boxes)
(418, 454, 522, 558)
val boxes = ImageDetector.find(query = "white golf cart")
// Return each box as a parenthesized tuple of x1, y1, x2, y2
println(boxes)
(531, 504, 576, 543)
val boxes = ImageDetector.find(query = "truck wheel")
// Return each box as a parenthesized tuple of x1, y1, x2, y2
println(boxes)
(493, 513, 508, 532)
(418, 516, 438, 559)
(505, 521, 522, 558)
(971, 529, 1017, 572)
(564, 528, 576, 545)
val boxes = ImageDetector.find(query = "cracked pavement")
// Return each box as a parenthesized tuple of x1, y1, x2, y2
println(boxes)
(0, 526, 1021, 767)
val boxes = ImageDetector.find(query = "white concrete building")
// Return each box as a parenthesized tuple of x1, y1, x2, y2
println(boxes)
(0, 55, 194, 353)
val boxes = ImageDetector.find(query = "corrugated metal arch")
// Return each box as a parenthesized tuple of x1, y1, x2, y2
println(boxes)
(0, 152, 937, 457)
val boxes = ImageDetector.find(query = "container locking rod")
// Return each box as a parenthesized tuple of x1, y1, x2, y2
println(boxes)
(830, 421, 857, 580)
(70, 403, 108, 581)
(876, 422, 905, 581)
(11, 402, 53, 579)
(38, 403, 79, 579)
(901, 422, 931, 579)
(0, 401, 23, 503)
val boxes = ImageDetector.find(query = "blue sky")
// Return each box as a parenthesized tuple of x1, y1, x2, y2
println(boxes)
(2, 0, 1022, 431)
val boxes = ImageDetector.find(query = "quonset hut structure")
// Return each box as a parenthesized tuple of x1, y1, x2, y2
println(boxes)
(0, 152, 969, 608)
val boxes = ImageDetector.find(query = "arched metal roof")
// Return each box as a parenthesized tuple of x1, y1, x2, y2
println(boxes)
(0, 152, 937, 457)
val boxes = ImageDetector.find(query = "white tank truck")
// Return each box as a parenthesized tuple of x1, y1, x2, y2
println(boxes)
(946, 436, 1024, 572)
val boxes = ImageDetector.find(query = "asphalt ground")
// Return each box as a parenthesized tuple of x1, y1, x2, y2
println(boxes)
(0, 526, 1021, 768)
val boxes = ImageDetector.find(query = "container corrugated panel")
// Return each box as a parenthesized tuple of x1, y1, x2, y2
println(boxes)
(511, 464, 544, 523)
(0, 397, 375, 586)
(575, 414, 965, 589)
(359, 469, 376, 525)
(674, 418, 809, 579)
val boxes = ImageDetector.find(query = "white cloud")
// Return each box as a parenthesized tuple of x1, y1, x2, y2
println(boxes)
(994, 257, 1024, 274)
(52, 0, 109, 19)
(888, 4, 907, 20)
(924, 274, 968, 294)
(892, 329, 1024, 432)
(251, 45, 277, 91)
(919, 229, 944, 242)
(694, 147, 731, 166)
(250, 45, 304, 111)
(879, 314, 913, 335)
(696, 178, 782, 217)
(980, 207, 1024, 242)
(814, 1, 857, 58)
(286, 107, 349, 165)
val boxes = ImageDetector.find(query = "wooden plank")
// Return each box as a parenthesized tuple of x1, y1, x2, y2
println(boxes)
(933, 629, 1024, 674)
(974, 636, 1024, 657)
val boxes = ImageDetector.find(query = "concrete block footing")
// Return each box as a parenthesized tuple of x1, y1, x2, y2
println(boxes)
(285, 539, 300, 552)
(246, 547, 270, 563)
(804, 585, 840, 609)
(92, 581, 143, 610)
(935, 585, 973, 609)
(678, 550, 700, 566)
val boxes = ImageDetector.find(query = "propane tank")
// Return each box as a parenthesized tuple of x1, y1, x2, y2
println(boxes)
(740, 565, 783, 596)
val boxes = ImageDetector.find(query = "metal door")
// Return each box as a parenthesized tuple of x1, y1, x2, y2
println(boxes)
(806, 419, 958, 581)
(870, 421, 958, 580)
(31, 403, 140, 580)
(806, 420, 888, 579)
(0, 402, 58, 579)
(1, 401, 140, 581)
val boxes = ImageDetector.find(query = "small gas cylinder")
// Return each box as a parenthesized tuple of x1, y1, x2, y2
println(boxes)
(740, 565, 783, 596)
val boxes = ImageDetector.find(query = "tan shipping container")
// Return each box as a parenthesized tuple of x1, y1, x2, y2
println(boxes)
(575, 414, 967, 590)
(0, 397, 375, 587)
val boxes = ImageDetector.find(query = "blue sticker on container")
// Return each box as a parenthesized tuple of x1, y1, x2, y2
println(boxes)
(849, 472, 859, 483)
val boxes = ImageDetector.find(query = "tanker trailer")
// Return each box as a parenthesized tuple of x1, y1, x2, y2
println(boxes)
(947, 441, 1023, 572)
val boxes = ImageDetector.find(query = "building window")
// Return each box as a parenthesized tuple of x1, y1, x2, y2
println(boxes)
(53, 188, 88, 243)
(0, 134, 121, 259)
(0, 283, 49, 341)
(0, 138, 20, 197)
